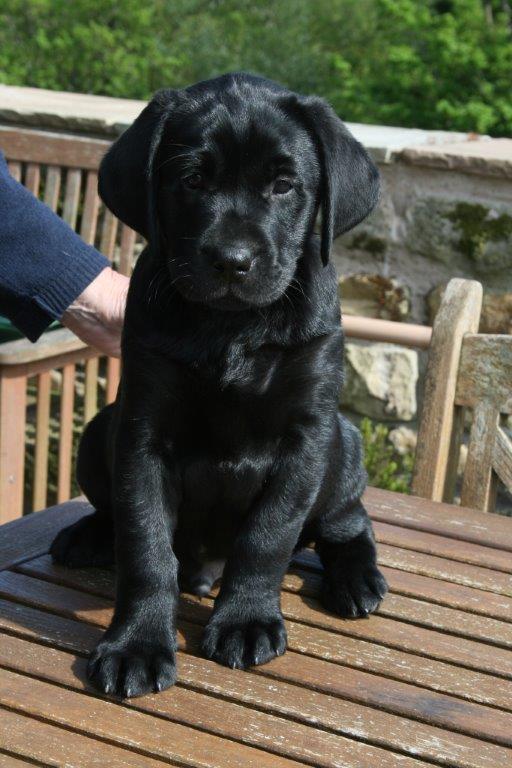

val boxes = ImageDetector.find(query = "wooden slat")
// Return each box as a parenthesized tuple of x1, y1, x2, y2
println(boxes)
(84, 357, 99, 423)
(106, 356, 120, 403)
(0, 669, 309, 768)
(119, 224, 137, 275)
(0, 375, 26, 523)
(0, 753, 35, 767)
(62, 168, 82, 229)
(0, 327, 87, 366)
(43, 165, 61, 210)
(365, 486, 512, 552)
(32, 371, 51, 511)
(0, 499, 89, 571)
(1, 126, 111, 170)
(57, 364, 75, 503)
(373, 520, 512, 573)
(381, 566, 512, 623)
(2, 569, 512, 717)
(412, 279, 483, 501)
(80, 170, 100, 244)
(461, 401, 500, 511)
(494, 426, 512, 492)
(7, 160, 22, 181)
(3, 632, 511, 768)
(24, 162, 40, 194)
(0, 707, 174, 768)
(378, 542, 512, 596)
(99, 208, 119, 259)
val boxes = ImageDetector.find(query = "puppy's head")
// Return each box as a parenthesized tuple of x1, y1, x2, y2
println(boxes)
(100, 73, 379, 310)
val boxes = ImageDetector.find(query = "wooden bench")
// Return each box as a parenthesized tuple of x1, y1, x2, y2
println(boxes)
(0, 488, 511, 767)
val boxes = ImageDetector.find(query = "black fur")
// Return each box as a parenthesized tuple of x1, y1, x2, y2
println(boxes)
(51, 72, 386, 698)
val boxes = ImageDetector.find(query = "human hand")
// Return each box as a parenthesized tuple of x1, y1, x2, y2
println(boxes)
(61, 267, 129, 358)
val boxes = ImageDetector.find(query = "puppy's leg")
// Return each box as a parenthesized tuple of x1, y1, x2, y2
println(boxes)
(202, 441, 325, 670)
(315, 414, 387, 617)
(50, 405, 114, 568)
(316, 500, 387, 617)
(87, 416, 179, 698)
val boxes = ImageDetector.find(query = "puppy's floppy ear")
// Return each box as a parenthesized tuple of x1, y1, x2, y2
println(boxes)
(293, 96, 380, 265)
(98, 89, 177, 238)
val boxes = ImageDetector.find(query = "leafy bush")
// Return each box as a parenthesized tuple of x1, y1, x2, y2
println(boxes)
(1, 0, 511, 136)
(359, 417, 414, 493)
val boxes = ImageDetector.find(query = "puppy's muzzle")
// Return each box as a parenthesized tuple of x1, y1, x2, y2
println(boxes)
(204, 245, 255, 283)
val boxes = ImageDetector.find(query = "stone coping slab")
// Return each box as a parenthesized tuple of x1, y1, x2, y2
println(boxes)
(1, 83, 509, 177)
(400, 139, 512, 179)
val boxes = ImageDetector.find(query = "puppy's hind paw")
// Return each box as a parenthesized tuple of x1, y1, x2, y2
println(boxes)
(50, 512, 114, 569)
(322, 563, 388, 618)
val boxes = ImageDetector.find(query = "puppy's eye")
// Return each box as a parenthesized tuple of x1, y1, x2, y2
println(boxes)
(183, 173, 203, 190)
(272, 178, 293, 195)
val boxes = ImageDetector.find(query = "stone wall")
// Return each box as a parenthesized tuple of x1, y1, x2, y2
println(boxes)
(1, 84, 511, 428)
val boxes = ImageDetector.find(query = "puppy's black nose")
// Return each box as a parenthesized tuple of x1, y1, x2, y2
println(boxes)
(211, 247, 254, 280)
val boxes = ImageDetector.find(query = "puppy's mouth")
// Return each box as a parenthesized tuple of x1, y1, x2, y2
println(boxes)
(170, 269, 287, 311)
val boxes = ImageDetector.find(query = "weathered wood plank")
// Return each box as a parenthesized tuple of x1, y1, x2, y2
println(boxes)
(0, 374, 26, 523)
(377, 543, 512, 596)
(7, 160, 22, 181)
(119, 224, 137, 275)
(84, 357, 99, 423)
(0, 707, 175, 768)
(461, 401, 500, 511)
(380, 565, 512, 622)
(0, 754, 36, 767)
(364, 486, 512, 552)
(106, 357, 121, 403)
(57, 364, 75, 503)
(493, 427, 512, 495)
(99, 208, 119, 259)
(1, 571, 512, 721)
(373, 520, 512, 573)
(24, 162, 40, 195)
(0, 126, 111, 170)
(0, 668, 314, 768)
(32, 371, 51, 511)
(62, 167, 82, 229)
(80, 170, 100, 244)
(43, 165, 61, 210)
(412, 279, 483, 501)
(2, 631, 509, 768)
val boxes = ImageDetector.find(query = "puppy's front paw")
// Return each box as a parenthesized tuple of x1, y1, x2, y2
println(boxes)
(202, 612, 287, 669)
(88, 632, 177, 698)
(322, 561, 388, 618)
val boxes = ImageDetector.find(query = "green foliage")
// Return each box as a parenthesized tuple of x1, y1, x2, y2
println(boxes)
(1, 0, 511, 136)
(360, 417, 414, 493)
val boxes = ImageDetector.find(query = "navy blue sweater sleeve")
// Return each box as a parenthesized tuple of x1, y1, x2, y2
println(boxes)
(0, 151, 109, 341)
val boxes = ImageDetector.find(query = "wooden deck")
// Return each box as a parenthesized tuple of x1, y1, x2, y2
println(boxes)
(0, 487, 511, 768)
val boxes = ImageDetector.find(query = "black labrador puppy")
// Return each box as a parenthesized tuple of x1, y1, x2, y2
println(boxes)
(51, 72, 387, 698)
